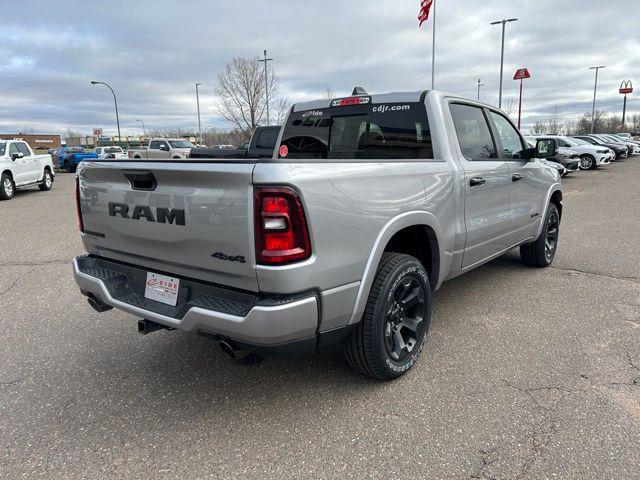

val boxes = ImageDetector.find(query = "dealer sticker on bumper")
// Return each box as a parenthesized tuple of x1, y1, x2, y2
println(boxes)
(144, 272, 180, 306)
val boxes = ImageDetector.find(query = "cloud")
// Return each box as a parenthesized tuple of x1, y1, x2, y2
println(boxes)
(0, 0, 638, 135)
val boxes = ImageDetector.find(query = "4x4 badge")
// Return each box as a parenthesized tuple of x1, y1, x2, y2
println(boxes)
(211, 252, 247, 264)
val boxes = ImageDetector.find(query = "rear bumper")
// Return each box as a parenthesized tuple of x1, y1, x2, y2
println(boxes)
(73, 256, 320, 347)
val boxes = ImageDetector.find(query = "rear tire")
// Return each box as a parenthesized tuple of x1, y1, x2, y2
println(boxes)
(0, 173, 15, 200)
(344, 253, 432, 380)
(520, 203, 560, 268)
(39, 170, 53, 191)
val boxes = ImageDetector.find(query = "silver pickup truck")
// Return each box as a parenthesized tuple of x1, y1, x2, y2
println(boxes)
(73, 90, 562, 379)
(129, 139, 194, 159)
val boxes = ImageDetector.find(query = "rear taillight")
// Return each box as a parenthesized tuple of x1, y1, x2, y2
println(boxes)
(75, 176, 84, 233)
(254, 187, 311, 265)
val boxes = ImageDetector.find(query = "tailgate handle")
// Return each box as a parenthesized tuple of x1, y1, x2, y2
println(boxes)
(122, 170, 157, 191)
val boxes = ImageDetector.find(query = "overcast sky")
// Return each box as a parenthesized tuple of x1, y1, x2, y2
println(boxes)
(0, 0, 638, 136)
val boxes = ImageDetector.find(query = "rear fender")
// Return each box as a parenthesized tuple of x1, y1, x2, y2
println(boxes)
(535, 184, 562, 239)
(347, 211, 444, 325)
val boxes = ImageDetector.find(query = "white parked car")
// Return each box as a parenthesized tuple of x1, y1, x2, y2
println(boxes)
(94, 146, 128, 159)
(524, 139, 567, 176)
(615, 133, 632, 140)
(528, 135, 613, 170)
(0, 140, 55, 200)
(596, 134, 640, 155)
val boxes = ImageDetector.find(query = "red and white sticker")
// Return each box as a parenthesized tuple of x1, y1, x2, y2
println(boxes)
(144, 272, 180, 306)
(279, 144, 289, 158)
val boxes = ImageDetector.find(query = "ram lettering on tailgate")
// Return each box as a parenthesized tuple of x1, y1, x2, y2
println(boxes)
(108, 202, 186, 226)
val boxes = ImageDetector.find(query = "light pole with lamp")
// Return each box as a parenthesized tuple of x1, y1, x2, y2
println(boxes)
(588, 66, 606, 133)
(90, 81, 121, 143)
(258, 50, 274, 126)
(490, 18, 518, 108)
(136, 119, 146, 138)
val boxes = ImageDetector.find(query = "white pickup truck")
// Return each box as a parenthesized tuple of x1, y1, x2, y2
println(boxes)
(129, 139, 195, 159)
(0, 140, 55, 200)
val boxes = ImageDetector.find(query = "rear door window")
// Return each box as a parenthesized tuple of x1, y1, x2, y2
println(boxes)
(149, 141, 160, 149)
(280, 101, 432, 159)
(450, 104, 497, 161)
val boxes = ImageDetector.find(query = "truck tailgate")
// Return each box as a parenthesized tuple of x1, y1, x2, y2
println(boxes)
(78, 161, 259, 292)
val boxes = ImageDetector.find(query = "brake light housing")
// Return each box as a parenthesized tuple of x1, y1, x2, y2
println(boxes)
(75, 175, 84, 233)
(331, 96, 371, 107)
(254, 187, 311, 265)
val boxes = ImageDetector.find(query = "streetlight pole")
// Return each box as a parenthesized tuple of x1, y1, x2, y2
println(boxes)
(258, 50, 274, 126)
(490, 18, 518, 108)
(195, 83, 202, 145)
(589, 66, 606, 134)
(477, 78, 484, 100)
(136, 119, 146, 138)
(90, 81, 121, 143)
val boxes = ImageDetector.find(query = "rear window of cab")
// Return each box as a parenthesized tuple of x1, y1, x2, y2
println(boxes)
(280, 101, 433, 160)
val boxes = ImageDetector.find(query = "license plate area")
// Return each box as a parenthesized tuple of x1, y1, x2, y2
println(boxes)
(144, 272, 180, 306)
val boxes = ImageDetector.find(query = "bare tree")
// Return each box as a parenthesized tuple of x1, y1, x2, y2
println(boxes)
(203, 127, 248, 148)
(273, 97, 291, 126)
(146, 127, 194, 139)
(631, 113, 640, 133)
(609, 114, 623, 132)
(563, 119, 577, 136)
(574, 110, 607, 134)
(546, 105, 564, 135)
(531, 120, 548, 134)
(20, 125, 35, 135)
(63, 128, 81, 139)
(324, 88, 334, 100)
(215, 56, 279, 135)
(502, 97, 518, 121)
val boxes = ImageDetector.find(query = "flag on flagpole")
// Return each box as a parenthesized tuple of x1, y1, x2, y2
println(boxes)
(418, 0, 434, 26)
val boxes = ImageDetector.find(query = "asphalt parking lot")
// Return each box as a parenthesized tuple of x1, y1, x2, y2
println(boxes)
(2, 161, 639, 479)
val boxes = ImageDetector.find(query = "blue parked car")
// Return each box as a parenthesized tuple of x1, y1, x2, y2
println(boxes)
(53, 147, 98, 173)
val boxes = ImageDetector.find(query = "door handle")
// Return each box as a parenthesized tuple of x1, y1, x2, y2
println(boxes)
(469, 177, 486, 187)
(512, 174, 524, 182)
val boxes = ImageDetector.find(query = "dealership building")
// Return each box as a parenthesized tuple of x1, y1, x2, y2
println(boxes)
(0, 134, 62, 150)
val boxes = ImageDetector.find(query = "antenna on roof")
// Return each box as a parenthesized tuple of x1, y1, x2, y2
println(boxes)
(352, 86, 368, 96)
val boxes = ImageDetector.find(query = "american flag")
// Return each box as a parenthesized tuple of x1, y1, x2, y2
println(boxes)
(418, 0, 434, 27)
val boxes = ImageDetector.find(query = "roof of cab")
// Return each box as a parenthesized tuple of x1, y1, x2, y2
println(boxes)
(293, 91, 427, 112)
(292, 89, 504, 113)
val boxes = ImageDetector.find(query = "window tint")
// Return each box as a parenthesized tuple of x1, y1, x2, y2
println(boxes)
(280, 102, 432, 159)
(0, 144, 5, 155)
(149, 141, 160, 149)
(255, 128, 279, 149)
(489, 112, 525, 159)
(450, 104, 497, 161)
(9, 143, 19, 156)
(16, 143, 31, 156)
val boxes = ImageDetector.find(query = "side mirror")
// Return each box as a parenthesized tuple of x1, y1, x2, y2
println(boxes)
(536, 139, 556, 159)
(159, 144, 169, 151)
(11, 152, 23, 161)
(522, 147, 537, 161)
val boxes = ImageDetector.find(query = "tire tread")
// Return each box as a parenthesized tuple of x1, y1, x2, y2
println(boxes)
(344, 253, 429, 380)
